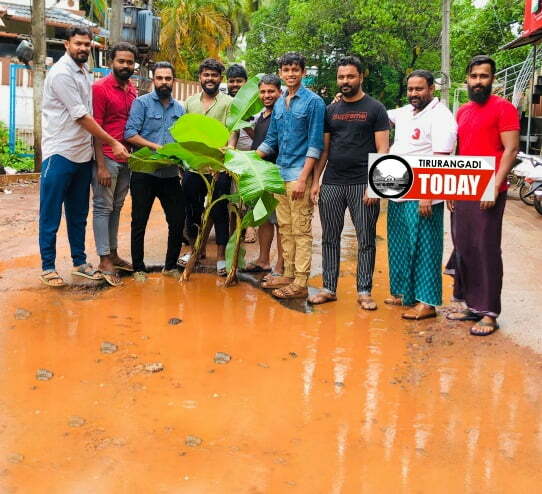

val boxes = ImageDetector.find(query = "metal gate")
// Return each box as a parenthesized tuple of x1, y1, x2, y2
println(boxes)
(8, 63, 34, 157)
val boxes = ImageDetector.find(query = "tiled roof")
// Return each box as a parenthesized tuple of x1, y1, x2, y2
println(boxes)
(0, 2, 99, 30)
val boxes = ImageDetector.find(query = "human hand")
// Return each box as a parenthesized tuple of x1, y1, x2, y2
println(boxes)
(111, 140, 130, 161)
(419, 199, 432, 217)
(291, 179, 306, 200)
(446, 200, 455, 213)
(97, 164, 111, 187)
(310, 183, 320, 204)
(331, 92, 343, 104)
(363, 188, 379, 206)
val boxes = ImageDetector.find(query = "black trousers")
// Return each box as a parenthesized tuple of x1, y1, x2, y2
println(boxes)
(130, 172, 185, 271)
(183, 171, 231, 246)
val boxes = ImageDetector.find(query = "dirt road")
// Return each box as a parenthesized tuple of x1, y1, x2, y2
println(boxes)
(0, 181, 541, 493)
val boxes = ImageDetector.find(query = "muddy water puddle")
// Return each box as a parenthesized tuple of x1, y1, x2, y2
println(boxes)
(1, 262, 542, 493)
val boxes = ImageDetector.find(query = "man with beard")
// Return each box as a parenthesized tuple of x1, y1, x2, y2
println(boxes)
(39, 26, 130, 288)
(91, 42, 138, 286)
(243, 74, 284, 276)
(257, 52, 326, 299)
(446, 56, 519, 336)
(385, 70, 457, 320)
(182, 58, 235, 277)
(124, 62, 185, 280)
(308, 56, 389, 310)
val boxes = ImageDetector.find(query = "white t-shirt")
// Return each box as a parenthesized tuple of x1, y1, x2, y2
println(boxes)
(388, 97, 457, 202)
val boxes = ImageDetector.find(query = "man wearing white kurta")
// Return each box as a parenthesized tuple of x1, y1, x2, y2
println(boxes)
(386, 70, 457, 320)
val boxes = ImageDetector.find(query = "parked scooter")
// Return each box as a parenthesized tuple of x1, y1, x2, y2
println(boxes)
(513, 152, 539, 205)
(518, 153, 542, 215)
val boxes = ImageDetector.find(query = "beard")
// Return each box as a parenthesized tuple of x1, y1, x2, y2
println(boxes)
(70, 51, 89, 64)
(113, 67, 134, 81)
(155, 85, 172, 99)
(339, 83, 361, 96)
(408, 95, 431, 111)
(202, 81, 220, 95)
(468, 83, 492, 104)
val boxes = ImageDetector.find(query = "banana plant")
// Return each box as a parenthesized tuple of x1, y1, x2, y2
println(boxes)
(128, 74, 285, 286)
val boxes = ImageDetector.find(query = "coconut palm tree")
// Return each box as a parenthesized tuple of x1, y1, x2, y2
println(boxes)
(156, 0, 232, 78)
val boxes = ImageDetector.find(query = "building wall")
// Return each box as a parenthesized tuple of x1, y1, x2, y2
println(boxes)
(5, 0, 80, 11)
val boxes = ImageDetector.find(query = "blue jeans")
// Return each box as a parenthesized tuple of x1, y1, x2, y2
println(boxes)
(39, 154, 92, 271)
(92, 158, 131, 256)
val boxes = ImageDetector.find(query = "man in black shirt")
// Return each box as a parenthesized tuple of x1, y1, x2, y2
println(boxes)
(309, 56, 389, 309)
(242, 74, 284, 276)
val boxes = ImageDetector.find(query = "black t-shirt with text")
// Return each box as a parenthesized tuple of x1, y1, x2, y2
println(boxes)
(323, 95, 389, 185)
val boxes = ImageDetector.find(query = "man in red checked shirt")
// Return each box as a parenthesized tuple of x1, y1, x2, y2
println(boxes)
(446, 55, 520, 336)
(92, 42, 138, 286)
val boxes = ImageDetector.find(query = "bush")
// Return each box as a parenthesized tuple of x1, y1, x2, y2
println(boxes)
(0, 121, 34, 172)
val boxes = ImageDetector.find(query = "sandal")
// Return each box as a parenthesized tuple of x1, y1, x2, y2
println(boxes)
(72, 263, 104, 281)
(101, 270, 123, 287)
(272, 283, 308, 299)
(262, 271, 284, 283)
(308, 290, 337, 305)
(470, 320, 499, 336)
(384, 296, 403, 306)
(177, 253, 192, 268)
(261, 275, 294, 289)
(40, 271, 65, 288)
(446, 309, 482, 322)
(241, 262, 272, 273)
(358, 294, 377, 311)
(112, 259, 134, 272)
(217, 260, 227, 277)
(401, 304, 436, 320)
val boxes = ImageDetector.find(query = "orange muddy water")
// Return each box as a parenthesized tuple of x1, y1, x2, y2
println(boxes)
(2, 257, 542, 493)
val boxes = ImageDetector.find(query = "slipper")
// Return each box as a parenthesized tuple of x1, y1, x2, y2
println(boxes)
(446, 309, 482, 322)
(401, 305, 436, 320)
(308, 290, 337, 305)
(177, 253, 192, 268)
(261, 275, 294, 289)
(40, 271, 65, 288)
(113, 260, 134, 272)
(101, 270, 123, 287)
(217, 260, 227, 277)
(470, 320, 499, 336)
(262, 271, 284, 283)
(242, 262, 272, 273)
(272, 283, 308, 299)
(358, 295, 377, 311)
(72, 263, 104, 281)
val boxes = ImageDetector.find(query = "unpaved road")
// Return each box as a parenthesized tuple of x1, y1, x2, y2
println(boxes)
(0, 181, 541, 493)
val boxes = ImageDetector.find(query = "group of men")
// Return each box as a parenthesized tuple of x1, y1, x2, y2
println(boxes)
(39, 25, 519, 337)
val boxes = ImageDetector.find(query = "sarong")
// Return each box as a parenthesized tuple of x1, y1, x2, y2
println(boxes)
(448, 192, 506, 317)
(387, 201, 444, 306)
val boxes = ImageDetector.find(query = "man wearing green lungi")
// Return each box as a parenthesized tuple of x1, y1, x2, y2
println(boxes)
(386, 70, 457, 320)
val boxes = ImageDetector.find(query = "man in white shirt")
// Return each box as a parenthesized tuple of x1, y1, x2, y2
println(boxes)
(39, 26, 129, 287)
(386, 70, 457, 320)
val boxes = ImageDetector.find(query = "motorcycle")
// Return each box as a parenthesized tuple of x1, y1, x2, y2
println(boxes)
(513, 152, 539, 206)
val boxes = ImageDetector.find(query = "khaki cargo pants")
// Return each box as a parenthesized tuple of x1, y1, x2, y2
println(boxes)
(275, 178, 314, 287)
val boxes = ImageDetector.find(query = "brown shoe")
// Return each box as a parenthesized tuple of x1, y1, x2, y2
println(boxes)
(261, 275, 294, 289)
(401, 303, 436, 320)
(272, 283, 308, 299)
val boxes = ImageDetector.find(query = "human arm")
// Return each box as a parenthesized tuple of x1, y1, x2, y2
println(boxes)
(364, 111, 390, 205)
(292, 97, 326, 200)
(310, 132, 330, 204)
(77, 115, 129, 160)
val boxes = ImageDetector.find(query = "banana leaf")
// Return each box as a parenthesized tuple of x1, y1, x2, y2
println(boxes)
(241, 191, 279, 228)
(223, 149, 286, 204)
(159, 142, 225, 172)
(128, 147, 178, 173)
(225, 231, 246, 272)
(226, 74, 265, 132)
(170, 114, 230, 148)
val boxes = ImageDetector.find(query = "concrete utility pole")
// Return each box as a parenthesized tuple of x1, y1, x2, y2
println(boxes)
(441, 0, 451, 108)
(31, 0, 46, 172)
(110, 0, 123, 46)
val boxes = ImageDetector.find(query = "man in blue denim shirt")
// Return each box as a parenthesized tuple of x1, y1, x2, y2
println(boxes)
(125, 62, 185, 279)
(257, 52, 326, 299)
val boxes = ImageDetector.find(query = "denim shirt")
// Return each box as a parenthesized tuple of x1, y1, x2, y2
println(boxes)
(125, 91, 184, 178)
(257, 85, 325, 182)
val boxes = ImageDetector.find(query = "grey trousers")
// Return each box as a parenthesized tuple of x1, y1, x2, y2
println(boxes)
(92, 157, 131, 256)
(319, 183, 380, 294)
